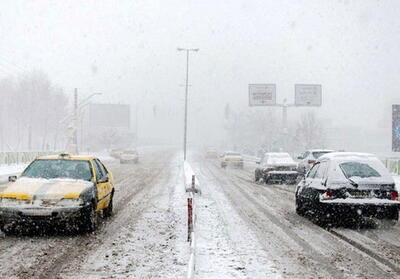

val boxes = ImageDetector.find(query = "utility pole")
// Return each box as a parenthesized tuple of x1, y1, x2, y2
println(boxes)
(73, 88, 78, 154)
(177, 47, 199, 161)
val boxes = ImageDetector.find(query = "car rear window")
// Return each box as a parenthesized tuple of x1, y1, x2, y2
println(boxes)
(123, 150, 136, 154)
(339, 161, 381, 179)
(226, 152, 241, 156)
(312, 151, 331, 159)
(22, 159, 92, 181)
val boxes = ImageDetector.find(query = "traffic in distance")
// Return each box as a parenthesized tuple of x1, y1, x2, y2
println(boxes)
(207, 146, 400, 227)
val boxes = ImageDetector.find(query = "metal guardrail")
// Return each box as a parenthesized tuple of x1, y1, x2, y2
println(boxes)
(184, 161, 199, 279)
(0, 152, 58, 165)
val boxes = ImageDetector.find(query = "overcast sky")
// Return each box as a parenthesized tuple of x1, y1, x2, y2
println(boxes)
(1, 0, 400, 147)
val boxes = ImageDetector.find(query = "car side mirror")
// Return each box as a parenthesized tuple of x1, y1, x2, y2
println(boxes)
(8, 175, 17, 182)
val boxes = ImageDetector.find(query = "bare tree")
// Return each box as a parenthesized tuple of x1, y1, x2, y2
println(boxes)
(294, 112, 325, 150)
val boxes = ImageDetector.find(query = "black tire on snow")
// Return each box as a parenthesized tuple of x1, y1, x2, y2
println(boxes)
(81, 203, 98, 233)
(295, 196, 306, 216)
(103, 193, 114, 218)
(255, 172, 259, 182)
(386, 208, 399, 221)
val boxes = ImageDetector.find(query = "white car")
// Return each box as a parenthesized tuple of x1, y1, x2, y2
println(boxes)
(297, 149, 334, 174)
(295, 152, 400, 224)
(220, 151, 244, 169)
(255, 152, 298, 184)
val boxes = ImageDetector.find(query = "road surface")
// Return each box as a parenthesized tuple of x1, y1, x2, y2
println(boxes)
(1, 150, 399, 278)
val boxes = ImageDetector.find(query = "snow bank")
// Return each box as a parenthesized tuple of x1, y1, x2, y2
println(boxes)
(184, 161, 199, 190)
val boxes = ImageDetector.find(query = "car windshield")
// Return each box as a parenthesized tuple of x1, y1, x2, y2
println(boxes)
(270, 153, 291, 159)
(312, 151, 332, 159)
(226, 152, 241, 156)
(22, 159, 92, 181)
(339, 161, 381, 179)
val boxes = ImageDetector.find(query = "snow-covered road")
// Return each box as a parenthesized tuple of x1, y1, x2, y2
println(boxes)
(1, 150, 400, 278)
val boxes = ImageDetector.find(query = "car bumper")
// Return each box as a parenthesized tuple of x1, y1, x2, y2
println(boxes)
(319, 199, 400, 218)
(222, 161, 243, 167)
(0, 204, 90, 225)
(120, 158, 138, 163)
(265, 171, 298, 181)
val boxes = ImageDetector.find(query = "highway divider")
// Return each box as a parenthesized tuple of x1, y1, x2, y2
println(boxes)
(184, 161, 200, 279)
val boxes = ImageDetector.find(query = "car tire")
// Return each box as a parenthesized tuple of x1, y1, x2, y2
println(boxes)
(295, 196, 306, 216)
(81, 202, 98, 233)
(255, 172, 259, 182)
(0, 223, 16, 236)
(386, 208, 399, 221)
(103, 193, 114, 218)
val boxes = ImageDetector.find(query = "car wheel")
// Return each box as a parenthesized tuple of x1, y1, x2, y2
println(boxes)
(103, 193, 114, 218)
(255, 172, 259, 182)
(81, 202, 98, 233)
(0, 223, 16, 236)
(386, 208, 399, 221)
(295, 196, 306, 216)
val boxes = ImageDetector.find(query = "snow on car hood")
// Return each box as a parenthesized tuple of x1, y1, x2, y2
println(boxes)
(0, 177, 93, 200)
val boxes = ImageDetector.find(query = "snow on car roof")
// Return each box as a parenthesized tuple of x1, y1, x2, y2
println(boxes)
(308, 149, 335, 152)
(264, 152, 291, 157)
(318, 152, 376, 161)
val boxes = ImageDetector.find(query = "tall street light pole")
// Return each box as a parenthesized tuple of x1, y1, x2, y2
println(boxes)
(71, 90, 102, 154)
(177, 47, 199, 161)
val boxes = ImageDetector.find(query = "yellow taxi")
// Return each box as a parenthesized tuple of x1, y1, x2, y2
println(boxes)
(0, 153, 114, 234)
(110, 149, 123, 159)
(120, 149, 139, 164)
(220, 151, 244, 169)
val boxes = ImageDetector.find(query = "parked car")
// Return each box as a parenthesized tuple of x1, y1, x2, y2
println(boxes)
(0, 153, 114, 234)
(295, 152, 400, 225)
(220, 151, 244, 168)
(255, 152, 298, 184)
(120, 149, 139, 164)
(297, 149, 334, 174)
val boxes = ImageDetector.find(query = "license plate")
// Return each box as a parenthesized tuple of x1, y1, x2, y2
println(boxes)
(22, 209, 52, 216)
(350, 191, 372, 198)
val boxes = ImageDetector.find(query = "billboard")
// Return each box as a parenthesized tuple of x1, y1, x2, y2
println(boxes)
(249, 84, 276, 106)
(393, 104, 400, 152)
(295, 84, 322, 106)
(89, 103, 130, 128)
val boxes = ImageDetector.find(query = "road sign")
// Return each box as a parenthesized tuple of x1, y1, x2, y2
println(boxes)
(249, 84, 276, 106)
(393, 105, 400, 152)
(295, 84, 322, 106)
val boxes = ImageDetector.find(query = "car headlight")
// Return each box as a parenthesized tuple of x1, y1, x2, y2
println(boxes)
(56, 198, 84, 207)
(0, 198, 29, 206)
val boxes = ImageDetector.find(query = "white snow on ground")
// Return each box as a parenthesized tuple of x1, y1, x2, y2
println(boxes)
(61, 154, 189, 279)
(193, 164, 281, 278)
